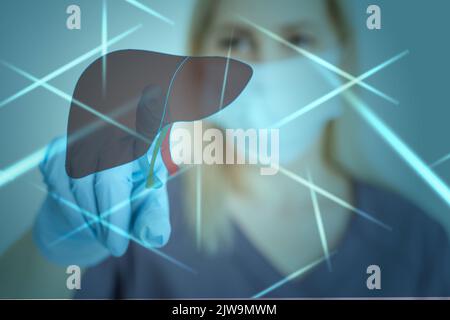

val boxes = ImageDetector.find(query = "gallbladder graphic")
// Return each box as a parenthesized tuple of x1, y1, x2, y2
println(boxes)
(65, 50, 252, 187)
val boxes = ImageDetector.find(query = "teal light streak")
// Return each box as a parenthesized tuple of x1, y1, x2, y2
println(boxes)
(430, 153, 450, 168)
(252, 255, 327, 298)
(0, 25, 141, 110)
(50, 166, 192, 246)
(0, 99, 138, 189)
(2, 62, 152, 145)
(32, 183, 195, 273)
(345, 92, 450, 208)
(246, 147, 389, 230)
(279, 166, 391, 230)
(196, 165, 202, 249)
(219, 29, 234, 110)
(102, 0, 108, 97)
(238, 16, 399, 105)
(124, 0, 174, 25)
(270, 51, 409, 129)
(307, 170, 332, 272)
(0, 147, 48, 187)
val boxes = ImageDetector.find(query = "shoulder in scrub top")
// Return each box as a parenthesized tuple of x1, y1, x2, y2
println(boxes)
(75, 178, 450, 298)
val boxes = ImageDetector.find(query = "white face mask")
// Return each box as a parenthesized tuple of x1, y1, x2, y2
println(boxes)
(211, 51, 343, 165)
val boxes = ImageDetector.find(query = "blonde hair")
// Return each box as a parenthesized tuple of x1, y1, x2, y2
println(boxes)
(182, 0, 354, 254)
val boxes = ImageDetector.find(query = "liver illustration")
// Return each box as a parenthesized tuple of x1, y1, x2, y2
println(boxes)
(65, 50, 252, 179)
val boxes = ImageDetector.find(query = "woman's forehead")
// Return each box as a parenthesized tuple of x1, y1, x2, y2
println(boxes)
(211, 0, 330, 28)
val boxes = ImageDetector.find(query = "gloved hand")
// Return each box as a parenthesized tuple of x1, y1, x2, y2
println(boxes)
(33, 135, 170, 267)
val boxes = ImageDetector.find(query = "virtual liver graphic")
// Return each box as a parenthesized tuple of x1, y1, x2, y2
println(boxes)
(65, 50, 252, 179)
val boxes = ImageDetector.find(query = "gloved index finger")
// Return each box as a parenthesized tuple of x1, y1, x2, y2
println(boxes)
(94, 160, 134, 257)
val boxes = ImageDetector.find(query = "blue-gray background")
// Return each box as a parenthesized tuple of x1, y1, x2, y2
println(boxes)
(0, 0, 449, 297)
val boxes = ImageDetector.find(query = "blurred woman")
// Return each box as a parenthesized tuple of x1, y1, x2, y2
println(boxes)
(74, 0, 450, 298)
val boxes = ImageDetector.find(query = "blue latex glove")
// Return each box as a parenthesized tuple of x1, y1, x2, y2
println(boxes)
(33, 136, 170, 267)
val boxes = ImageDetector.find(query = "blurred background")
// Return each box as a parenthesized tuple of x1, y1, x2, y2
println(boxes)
(0, 0, 449, 298)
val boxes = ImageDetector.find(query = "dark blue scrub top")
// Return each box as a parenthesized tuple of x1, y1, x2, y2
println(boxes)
(76, 180, 450, 298)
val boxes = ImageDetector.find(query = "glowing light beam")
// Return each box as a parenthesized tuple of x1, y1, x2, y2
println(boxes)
(270, 50, 409, 129)
(0, 99, 139, 189)
(196, 165, 202, 249)
(430, 153, 450, 169)
(124, 0, 174, 25)
(239, 16, 399, 105)
(2, 62, 152, 145)
(279, 166, 391, 230)
(50, 166, 192, 245)
(31, 182, 195, 273)
(307, 170, 332, 272)
(219, 29, 234, 110)
(252, 255, 328, 298)
(0, 25, 142, 110)
(345, 92, 450, 208)
(0, 146, 48, 187)
(102, 0, 108, 97)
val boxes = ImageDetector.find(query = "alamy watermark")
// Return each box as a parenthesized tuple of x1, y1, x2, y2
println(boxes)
(66, 265, 81, 290)
(170, 121, 279, 175)
(366, 264, 381, 290)
(366, 5, 382, 30)
(66, 5, 81, 30)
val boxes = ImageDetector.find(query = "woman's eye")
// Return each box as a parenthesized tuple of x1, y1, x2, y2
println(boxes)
(287, 33, 315, 48)
(217, 36, 252, 53)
